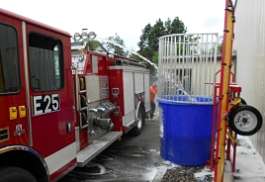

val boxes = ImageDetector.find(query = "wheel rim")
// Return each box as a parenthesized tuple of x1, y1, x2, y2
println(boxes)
(234, 110, 258, 132)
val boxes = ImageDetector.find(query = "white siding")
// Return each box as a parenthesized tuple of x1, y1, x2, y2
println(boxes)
(122, 71, 135, 126)
(236, 0, 265, 162)
(134, 73, 144, 94)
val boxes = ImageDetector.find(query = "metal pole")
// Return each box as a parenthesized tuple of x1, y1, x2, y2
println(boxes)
(215, 0, 235, 181)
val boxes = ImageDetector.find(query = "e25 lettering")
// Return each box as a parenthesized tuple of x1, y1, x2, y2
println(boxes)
(33, 94, 60, 116)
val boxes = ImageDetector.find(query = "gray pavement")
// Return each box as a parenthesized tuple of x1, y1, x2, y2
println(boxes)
(60, 116, 163, 182)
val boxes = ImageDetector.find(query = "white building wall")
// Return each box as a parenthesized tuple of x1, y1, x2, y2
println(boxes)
(235, 0, 265, 161)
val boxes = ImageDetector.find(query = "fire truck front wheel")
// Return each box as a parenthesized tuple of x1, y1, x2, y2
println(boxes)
(130, 107, 145, 136)
(0, 167, 37, 182)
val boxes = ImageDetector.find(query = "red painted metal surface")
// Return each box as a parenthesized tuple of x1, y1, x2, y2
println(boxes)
(83, 52, 111, 75)
(0, 8, 150, 181)
(0, 10, 76, 180)
(79, 129, 89, 150)
(109, 69, 124, 131)
(81, 52, 124, 132)
(26, 24, 76, 157)
(209, 83, 220, 170)
(77, 51, 113, 149)
(0, 8, 70, 37)
(232, 135, 237, 172)
(96, 53, 111, 75)
(210, 82, 241, 180)
(0, 12, 29, 147)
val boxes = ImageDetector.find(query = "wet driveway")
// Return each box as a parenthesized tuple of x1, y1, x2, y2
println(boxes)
(60, 117, 163, 182)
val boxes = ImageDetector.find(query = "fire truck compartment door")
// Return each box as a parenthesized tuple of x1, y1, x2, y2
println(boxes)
(85, 75, 109, 103)
(85, 75, 100, 103)
(122, 71, 135, 126)
(134, 73, 144, 94)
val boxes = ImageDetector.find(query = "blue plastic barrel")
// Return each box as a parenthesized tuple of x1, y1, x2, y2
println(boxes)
(158, 95, 213, 166)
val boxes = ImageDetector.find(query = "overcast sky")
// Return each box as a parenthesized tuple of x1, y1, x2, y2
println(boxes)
(1, 0, 225, 50)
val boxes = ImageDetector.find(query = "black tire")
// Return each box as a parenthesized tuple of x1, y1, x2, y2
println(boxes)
(240, 97, 247, 105)
(0, 167, 37, 182)
(130, 105, 145, 136)
(228, 105, 263, 136)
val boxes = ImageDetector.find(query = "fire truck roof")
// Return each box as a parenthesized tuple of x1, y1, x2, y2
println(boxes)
(0, 8, 71, 37)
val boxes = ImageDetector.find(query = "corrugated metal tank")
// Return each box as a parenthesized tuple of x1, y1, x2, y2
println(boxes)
(235, 0, 265, 162)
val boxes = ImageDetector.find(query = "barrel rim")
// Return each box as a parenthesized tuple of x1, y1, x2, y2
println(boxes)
(158, 95, 213, 105)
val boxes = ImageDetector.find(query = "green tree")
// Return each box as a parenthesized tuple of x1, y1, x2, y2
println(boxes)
(165, 17, 186, 34)
(86, 39, 101, 51)
(138, 17, 187, 64)
(106, 33, 127, 56)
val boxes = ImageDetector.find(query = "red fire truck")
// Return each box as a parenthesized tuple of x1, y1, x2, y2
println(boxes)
(0, 9, 151, 182)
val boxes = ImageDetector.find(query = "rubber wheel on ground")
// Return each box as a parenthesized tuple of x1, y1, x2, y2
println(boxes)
(0, 167, 37, 182)
(228, 105, 263, 136)
(130, 107, 145, 136)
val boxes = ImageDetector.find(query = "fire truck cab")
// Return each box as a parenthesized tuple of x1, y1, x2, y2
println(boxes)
(0, 9, 150, 182)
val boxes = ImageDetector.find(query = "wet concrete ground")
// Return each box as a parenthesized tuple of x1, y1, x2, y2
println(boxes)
(60, 116, 163, 182)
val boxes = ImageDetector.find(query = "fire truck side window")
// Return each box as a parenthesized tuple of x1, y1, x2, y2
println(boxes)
(29, 33, 64, 91)
(0, 24, 20, 93)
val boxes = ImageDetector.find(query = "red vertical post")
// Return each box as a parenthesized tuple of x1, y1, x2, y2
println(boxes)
(210, 85, 218, 170)
(227, 130, 231, 161)
(232, 134, 237, 172)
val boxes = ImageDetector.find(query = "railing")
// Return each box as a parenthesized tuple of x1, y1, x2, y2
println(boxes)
(158, 33, 219, 97)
